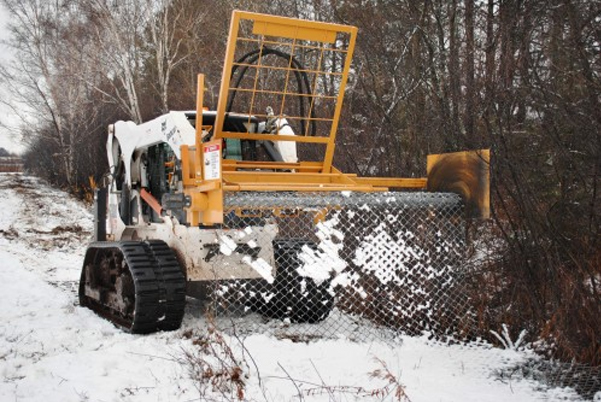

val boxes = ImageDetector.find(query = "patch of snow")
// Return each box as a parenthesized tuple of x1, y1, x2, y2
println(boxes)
(218, 233, 237, 256)
(0, 174, 589, 402)
(353, 222, 428, 285)
(242, 255, 274, 284)
(296, 213, 346, 285)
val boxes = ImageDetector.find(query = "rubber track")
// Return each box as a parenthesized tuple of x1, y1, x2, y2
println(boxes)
(146, 240, 186, 331)
(79, 240, 185, 334)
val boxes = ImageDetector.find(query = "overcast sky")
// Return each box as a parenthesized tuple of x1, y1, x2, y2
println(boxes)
(0, 4, 9, 60)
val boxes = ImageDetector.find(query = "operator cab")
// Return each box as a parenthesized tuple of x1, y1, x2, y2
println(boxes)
(185, 110, 293, 163)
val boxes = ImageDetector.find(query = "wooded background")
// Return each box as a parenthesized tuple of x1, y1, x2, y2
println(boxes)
(0, 0, 598, 366)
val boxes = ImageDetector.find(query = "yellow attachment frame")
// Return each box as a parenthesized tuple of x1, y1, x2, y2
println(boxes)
(214, 10, 357, 173)
(180, 73, 224, 225)
(211, 11, 425, 193)
(179, 11, 490, 225)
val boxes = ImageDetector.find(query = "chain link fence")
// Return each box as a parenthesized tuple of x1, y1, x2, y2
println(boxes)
(193, 190, 600, 399)
(202, 191, 472, 342)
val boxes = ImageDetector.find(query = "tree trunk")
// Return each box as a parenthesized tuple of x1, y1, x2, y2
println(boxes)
(463, 0, 475, 145)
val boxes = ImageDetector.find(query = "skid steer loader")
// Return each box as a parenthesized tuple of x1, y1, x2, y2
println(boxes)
(79, 11, 490, 334)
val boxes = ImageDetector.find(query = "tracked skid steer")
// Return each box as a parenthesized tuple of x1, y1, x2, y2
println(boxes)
(79, 11, 490, 334)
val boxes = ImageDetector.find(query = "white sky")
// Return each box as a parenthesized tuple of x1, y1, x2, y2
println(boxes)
(0, 3, 24, 155)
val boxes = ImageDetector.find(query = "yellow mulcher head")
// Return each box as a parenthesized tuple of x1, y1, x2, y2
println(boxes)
(427, 150, 491, 219)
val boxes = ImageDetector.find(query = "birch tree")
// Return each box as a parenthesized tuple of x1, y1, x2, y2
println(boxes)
(1, 0, 95, 187)
(80, 0, 147, 123)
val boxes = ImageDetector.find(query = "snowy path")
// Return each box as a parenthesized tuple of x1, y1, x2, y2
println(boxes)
(0, 173, 585, 401)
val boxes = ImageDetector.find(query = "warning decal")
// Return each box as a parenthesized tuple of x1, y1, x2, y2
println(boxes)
(203, 143, 221, 181)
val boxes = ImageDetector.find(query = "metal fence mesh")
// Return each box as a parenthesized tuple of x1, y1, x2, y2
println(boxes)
(190, 190, 600, 399)
(203, 191, 474, 342)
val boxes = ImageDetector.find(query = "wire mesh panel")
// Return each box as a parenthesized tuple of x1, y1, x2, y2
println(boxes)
(203, 191, 471, 342)
(213, 11, 357, 167)
(216, 12, 355, 138)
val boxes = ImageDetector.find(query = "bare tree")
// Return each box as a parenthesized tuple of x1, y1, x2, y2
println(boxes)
(79, 0, 147, 123)
(143, 0, 204, 113)
(2, 0, 87, 186)
(462, 0, 476, 145)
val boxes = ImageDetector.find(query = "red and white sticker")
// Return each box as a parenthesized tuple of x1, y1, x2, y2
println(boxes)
(203, 143, 221, 181)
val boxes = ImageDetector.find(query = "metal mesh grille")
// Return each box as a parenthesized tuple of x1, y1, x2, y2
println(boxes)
(217, 13, 355, 140)
(203, 191, 471, 342)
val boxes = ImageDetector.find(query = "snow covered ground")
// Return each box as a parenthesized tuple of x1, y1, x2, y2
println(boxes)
(0, 173, 589, 401)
